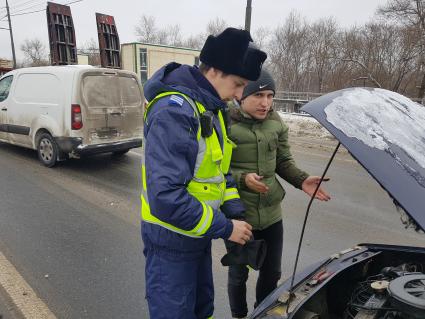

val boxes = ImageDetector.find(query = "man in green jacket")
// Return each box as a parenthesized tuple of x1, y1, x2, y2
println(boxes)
(227, 69, 330, 318)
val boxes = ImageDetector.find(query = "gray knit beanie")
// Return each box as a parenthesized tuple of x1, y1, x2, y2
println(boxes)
(241, 69, 276, 100)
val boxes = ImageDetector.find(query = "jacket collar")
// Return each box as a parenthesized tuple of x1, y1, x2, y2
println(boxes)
(143, 63, 226, 112)
(230, 106, 273, 124)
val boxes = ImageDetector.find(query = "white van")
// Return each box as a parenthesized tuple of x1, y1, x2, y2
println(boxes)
(0, 65, 144, 167)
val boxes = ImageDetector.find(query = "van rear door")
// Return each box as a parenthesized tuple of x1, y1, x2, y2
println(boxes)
(80, 70, 143, 145)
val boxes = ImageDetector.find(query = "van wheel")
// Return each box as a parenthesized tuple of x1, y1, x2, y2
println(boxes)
(112, 149, 130, 156)
(37, 133, 58, 167)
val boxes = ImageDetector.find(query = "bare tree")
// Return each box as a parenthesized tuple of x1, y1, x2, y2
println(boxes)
(339, 25, 383, 89)
(78, 38, 101, 66)
(252, 27, 271, 50)
(128, 7, 423, 99)
(167, 24, 183, 47)
(184, 18, 229, 49)
(184, 34, 203, 50)
(309, 18, 339, 92)
(268, 11, 310, 91)
(378, 0, 425, 98)
(155, 29, 169, 45)
(135, 15, 158, 43)
(20, 38, 49, 66)
(206, 17, 228, 36)
(378, 0, 425, 30)
(134, 15, 185, 47)
(340, 22, 422, 93)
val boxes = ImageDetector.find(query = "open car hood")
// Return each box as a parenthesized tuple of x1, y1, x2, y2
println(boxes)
(301, 87, 425, 232)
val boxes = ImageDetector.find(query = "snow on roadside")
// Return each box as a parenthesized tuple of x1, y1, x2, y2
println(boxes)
(277, 111, 334, 139)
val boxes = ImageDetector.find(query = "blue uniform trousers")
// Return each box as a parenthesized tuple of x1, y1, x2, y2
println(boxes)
(143, 231, 214, 319)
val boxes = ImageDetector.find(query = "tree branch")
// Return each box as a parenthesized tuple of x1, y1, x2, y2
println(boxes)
(342, 58, 382, 88)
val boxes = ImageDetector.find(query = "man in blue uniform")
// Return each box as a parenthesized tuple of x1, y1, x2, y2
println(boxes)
(141, 28, 267, 319)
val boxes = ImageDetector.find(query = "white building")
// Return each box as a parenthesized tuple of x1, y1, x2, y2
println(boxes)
(121, 42, 200, 84)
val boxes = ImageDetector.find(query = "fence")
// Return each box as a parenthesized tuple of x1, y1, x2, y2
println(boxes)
(273, 90, 424, 113)
(273, 91, 322, 113)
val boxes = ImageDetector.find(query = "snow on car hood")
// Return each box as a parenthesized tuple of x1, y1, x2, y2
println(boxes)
(301, 87, 425, 232)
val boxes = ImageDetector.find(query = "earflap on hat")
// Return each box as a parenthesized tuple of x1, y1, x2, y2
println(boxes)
(241, 46, 268, 81)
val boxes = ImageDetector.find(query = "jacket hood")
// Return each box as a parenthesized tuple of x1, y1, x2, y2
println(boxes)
(143, 62, 226, 111)
(302, 87, 425, 232)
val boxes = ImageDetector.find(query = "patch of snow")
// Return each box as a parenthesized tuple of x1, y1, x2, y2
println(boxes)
(278, 111, 333, 139)
(325, 88, 425, 169)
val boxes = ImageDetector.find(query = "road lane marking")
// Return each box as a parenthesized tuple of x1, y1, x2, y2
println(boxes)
(0, 252, 57, 319)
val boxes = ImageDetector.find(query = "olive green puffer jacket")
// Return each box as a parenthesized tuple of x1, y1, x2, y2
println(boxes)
(229, 107, 309, 230)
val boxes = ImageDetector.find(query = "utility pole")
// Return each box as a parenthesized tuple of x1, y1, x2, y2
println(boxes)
(5, 0, 16, 68)
(245, 0, 252, 32)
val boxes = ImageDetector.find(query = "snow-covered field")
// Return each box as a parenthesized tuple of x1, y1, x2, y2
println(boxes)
(276, 111, 348, 153)
(278, 111, 333, 139)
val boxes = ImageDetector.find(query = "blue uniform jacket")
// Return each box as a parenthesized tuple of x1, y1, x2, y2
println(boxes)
(142, 62, 245, 252)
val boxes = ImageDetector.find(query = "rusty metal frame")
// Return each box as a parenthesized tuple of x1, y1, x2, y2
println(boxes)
(46, 2, 77, 65)
(96, 13, 121, 68)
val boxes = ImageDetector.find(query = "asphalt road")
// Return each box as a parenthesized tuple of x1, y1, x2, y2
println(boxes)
(0, 139, 423, 319)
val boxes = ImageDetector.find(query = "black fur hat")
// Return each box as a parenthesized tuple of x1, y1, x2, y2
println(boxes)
(200, 27, 267, 81)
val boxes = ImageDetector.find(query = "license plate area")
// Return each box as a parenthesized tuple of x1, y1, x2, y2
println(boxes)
(91, 127, 119, 139)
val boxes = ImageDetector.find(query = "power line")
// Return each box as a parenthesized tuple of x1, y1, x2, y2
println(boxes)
(7, 0, 41, 10)
(0, 0, 36, 10)
(63, 0, 83, 6)
(11, 2, 45, 15)
(8, 0, 83, 17)
(10, 7, 44, 16)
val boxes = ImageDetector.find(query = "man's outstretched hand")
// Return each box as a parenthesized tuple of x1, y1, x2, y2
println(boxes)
(245, 173, 269, 193)
(302, 176, 331, 201)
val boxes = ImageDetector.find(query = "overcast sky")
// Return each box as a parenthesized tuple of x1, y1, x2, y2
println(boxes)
(0, 0, 388, 60)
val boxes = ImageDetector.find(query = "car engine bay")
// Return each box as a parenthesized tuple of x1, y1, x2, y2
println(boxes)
(343, 263, 424, 319)
(291, 250, 425, 319)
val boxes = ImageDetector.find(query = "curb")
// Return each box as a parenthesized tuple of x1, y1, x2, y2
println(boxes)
(0, 252, 56, 319)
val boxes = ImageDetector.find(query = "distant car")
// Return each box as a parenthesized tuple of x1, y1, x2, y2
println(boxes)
(250, 88, 425, 319)
(0, 65, 144, 167)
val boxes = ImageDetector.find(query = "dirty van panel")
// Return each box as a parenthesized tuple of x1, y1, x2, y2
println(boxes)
(80, 72, 143, 145)
(9, 73, 63, 148)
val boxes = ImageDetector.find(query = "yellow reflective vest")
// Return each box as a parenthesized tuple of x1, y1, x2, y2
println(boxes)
(141, 92, 240, 238)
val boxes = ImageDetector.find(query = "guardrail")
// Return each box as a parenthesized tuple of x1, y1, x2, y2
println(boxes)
(279, 111, 311, 117)
(275, 91, 322, 101)
(273, 90, 424, 113)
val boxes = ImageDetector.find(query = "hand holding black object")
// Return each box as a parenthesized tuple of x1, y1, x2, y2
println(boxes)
(228, 220, 252, 245)
(221, 238, 267, 270)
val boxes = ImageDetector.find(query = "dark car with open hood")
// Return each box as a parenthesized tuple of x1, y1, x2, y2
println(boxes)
(250, 87, 425, 319)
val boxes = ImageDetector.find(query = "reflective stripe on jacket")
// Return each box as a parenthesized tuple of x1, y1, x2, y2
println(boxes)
(142, 91, 240, 238)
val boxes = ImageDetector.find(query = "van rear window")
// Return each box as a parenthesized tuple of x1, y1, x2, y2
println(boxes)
(82, 75, 142, 108)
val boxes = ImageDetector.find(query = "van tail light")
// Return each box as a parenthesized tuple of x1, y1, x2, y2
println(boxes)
(71, 104, 83, 130)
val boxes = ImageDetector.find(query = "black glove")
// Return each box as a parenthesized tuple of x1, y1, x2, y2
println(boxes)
(221, 238, 267, 270)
